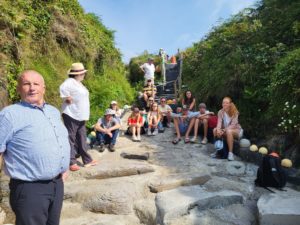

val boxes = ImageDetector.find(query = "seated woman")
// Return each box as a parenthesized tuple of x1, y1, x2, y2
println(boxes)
(95, 108, 121, 152)
(110, 100, 123, 124)
(147, 102, 161, 136)
(128, 107, 143, 142)
(181, 90, 196, 111)
(212, 97, 243, 161)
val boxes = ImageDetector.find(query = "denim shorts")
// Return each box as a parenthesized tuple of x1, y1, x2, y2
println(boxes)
(179, 123, 188, 134)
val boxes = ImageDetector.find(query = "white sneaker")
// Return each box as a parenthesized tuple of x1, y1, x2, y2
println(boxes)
(152, 129, 158, 136)
(147, 129, 152, 136)
(201, 137, 208, 144)
(132, 135, 137, 141)
(190, 137, 198, 143)
(137, 135, 141, 142)
(228, 152, 234, 161)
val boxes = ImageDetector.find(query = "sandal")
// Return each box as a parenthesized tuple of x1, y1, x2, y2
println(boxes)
(172, 138, 181, 145)
(184, 137, 190, 143)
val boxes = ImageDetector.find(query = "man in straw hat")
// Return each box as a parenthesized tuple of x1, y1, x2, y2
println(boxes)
(0, 70, 70, 225)
(60, 62, 97, 172)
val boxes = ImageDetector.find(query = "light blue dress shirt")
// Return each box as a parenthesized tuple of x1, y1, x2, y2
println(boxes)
(0, 101, 70, 181)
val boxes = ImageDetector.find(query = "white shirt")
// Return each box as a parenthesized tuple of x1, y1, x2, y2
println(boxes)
(60, 78, 90, 121)
(223, 112, 230, 128)
(140, 63, 155, 80)
(158, 104, 172, 115)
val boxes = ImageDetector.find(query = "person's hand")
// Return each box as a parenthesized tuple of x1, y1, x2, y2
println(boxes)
(62, 171, 69, 182)
(65, 96, 73, 104)
(107, 131, 113, 138)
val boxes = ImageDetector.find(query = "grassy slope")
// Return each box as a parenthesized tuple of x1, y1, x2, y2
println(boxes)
(0, 0, 134, 126)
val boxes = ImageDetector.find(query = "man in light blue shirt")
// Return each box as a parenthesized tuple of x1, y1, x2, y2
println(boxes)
(0, 70, 70, 225)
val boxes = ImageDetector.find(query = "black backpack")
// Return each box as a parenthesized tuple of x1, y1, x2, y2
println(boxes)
(255, 154, 287, 188)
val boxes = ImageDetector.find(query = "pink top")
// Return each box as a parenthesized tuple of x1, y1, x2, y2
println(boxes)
(216, 109, 241, 131)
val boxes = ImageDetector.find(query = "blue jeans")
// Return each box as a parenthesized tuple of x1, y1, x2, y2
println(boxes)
(96, 129, 119, 145)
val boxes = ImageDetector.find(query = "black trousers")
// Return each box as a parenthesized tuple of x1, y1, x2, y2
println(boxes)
(9, 176, 64, 225)
(62, 113, 92, 165)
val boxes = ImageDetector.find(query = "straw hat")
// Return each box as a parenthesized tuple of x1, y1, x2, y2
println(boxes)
(68, 63, 88, 75)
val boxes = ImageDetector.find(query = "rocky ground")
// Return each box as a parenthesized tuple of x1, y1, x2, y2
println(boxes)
(1, 112, 300, 225)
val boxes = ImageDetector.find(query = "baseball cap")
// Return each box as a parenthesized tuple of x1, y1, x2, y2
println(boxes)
(104, 108, 115, 115)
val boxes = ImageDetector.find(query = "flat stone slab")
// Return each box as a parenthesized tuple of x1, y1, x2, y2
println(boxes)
(68, 160, 154, 180)
(258, 191, 300, 225)
(149, 172, 211, 193)
(155, 185, 243, 224)
(225, 161, 246, 176)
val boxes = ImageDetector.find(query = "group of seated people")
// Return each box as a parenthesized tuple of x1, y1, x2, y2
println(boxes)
(93, 87, 243, 161)
(135, 88, 243, 161)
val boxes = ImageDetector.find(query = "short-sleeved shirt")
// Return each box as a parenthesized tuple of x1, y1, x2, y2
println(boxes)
(140, 63, 155, 80)
(143, 85, 157, 97)
(158, 104, 172, 115)
(0, 102, 70, 181)
(60, 78, 90, 121)
(97, 117, 119, 129)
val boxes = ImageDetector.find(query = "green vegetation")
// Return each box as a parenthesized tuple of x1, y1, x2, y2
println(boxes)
(0, 0, 134, 126)
(182, 0, 300, 140)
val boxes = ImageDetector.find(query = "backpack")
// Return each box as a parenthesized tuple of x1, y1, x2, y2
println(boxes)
(255, 153, 287, 188)
(208, 115, 218, 129)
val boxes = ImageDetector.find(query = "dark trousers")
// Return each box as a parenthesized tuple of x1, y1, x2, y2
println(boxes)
(62, 113, 92, 165)
(96, 129, 119, 145)
(9, 176, 63, 225)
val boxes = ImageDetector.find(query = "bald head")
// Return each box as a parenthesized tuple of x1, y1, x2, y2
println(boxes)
(18, 70, 46, 106)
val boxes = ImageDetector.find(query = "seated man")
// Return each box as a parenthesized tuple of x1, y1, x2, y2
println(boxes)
(95, 108, 121, 152)
(143, 79, 157, 103)
(172, 106, 196, 144)
(186, 103, 214, 144)
(158, 97, 172, 127)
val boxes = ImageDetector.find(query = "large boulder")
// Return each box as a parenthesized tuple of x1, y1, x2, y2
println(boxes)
(155, 185, 243, 224)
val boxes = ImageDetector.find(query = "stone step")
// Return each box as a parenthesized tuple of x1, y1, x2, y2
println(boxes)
(257, 190, 300, 225)
(149, 172, 211, 193)
(68, 160, 154, 180)
(155, 185, 243, 224)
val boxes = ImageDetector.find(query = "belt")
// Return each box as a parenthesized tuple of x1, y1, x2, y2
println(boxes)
(11, 174, 62, 184)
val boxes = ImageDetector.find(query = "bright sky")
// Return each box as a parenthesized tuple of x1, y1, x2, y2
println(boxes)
(78, 0, 258, 63)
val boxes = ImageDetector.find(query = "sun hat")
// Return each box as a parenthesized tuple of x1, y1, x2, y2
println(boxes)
(111, 100, 117, 105)
(104, 108, 115, 116)
(68, 63, 88, 75)
(198, 103, 206, 108)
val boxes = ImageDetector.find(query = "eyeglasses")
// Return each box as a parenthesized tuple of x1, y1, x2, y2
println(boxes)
(149, 100, 153, 101)
(161, 100, 166, 102)
(153, 105, 158, 107)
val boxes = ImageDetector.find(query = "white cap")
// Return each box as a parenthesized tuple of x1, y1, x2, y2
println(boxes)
(111, 100, 117, 105)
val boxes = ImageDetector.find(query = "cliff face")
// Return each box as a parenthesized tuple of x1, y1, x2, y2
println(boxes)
(0, 0, 134, 124)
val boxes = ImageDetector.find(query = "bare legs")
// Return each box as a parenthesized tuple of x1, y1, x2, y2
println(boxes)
(213, 128, 239, 152)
